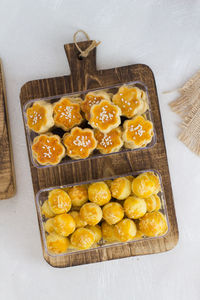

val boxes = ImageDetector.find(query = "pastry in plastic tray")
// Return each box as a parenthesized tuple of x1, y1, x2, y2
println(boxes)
(53, 97, 83, 131)
(94, 127, 123, 154)
(102, 202, 124, 225)
(80, 203, 102, 226)
(113, 85, 148, 118)
(89, 100, 121, 133)
(70, 228, 95, 250)
(88, 181, 111, 205)
(110, 176, 131, 200)
(81, 91, 111, 120)
(31, 134, 65, 165)
(139, 211, 168, 237)
(63, 127, 97, 159)
(123, 115, 153, 149)
(26, 100, 54, 133)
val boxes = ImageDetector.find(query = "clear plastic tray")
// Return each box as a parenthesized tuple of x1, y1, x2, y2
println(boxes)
(36, 169, 169, 258)
(23, 81, 156, 168)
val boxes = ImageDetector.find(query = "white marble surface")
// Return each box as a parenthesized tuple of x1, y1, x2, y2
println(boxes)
(0, 1, 200, 299)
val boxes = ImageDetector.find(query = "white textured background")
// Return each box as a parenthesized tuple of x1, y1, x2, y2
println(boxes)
(0, 1, 200, 299)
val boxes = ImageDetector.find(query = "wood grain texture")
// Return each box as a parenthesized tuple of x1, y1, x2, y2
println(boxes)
(0, 59, 16, 200)
(20, 41, 178, 267)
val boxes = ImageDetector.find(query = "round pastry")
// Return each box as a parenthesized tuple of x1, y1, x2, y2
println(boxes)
(94, 128, 123, 154)
(41, 200, 55, 218)
(132, 173, 159, 198)
(46, 233, 69, 254)
(133, 230, 144, 240)
(145, 194, 161, 212)
(68, 185, 88, 207)
(122, 116, 154, 149)
(48, 189, 71, 214)
(110, 177, 131, 200)
(32, 134, 65, 165)
(124, 196, 147, 219)
(53, 97, 83, 131)
(139, 211, 168, 237)
(112, 85, 148, 118)
(81, 91, 111, 120)
(89, 100, 121, 133)
(70, 228, 95, 250)
(101, 221, 118, 243)
(44, 218, 55, 234)
(88, 181, 111, 206)
(86, 225, 102, 244)
(69, 211, 87, 228)
(26, 100, 54, 133)
(102, 202, 124, 225)
(115, 218, 137, 242)
(80, 203, 102, 226)
(53, 213, 76, 237)
(145, 172, 161, 194)
(63, 127, 97, 159)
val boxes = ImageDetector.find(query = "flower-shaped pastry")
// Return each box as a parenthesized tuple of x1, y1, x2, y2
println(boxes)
(53, 97, 83, 131)
(123, 115, 154, 149)
(81, 91, 111, 120)
(63, 127, 97, 159)
(94, 128, 123, 154)
(26, 100, 54, 133)
(112, 85, 148, 118)
(32, 134, 65, 165)
(89, 100, 121, 133)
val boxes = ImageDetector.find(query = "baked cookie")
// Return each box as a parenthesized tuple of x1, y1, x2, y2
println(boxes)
(123, 115, 154, 149)
(53, 97, 83, 131)
(101, 222, 118, 243)
(102, 202, 124, 225)
(89, 100, 121, 133)
(124, 196, 147, 219)
(132, 172, 160, 199)
(80, 203, 102, 226)
(115, 218, 137, 242)
(86, 225, 102, 244)
(41, 200, 55, 218)
(26, 100, 54, 133)
(139, 211, 168, 237)
(70, 228, 95, 250)
(32, 134, 65, 165)
(110, 177, 131, 200)
(88, 181, 111, 206)
(68, 185, 88, 207)
(145, 194, 161, 212)
(69, 211, 87, 228)
(46, 233, 69, 254)
(94, 128, 123, 154)
(63, 127, 97, 159)
(112, 85, 148, 118)
(81, 91, 111, 120)
(48, 189, 71, 214)
(53, 213, 76, 237)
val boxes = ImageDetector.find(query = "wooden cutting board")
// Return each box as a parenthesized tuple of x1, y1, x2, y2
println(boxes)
(0, 59, 16, 200)
(20, 40, 178, 267)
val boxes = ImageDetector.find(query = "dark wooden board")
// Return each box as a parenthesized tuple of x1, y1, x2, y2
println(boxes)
(0, 59, 16, 200)
(20, 41, 178, 267)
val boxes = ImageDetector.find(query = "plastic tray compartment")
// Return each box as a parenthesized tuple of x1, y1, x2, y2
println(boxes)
(36, 169, 169, 258)
(23, 81, 156, 168)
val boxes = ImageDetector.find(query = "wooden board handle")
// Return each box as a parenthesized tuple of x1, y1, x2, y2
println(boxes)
(64, 41, 97, 91)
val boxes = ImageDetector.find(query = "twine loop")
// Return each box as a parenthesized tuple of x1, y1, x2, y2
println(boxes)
(73, 30, 101, 58)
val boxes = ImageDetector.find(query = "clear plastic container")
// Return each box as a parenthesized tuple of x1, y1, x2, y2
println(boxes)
(23, 81, 156, 168)
(36, 170, 169, 258)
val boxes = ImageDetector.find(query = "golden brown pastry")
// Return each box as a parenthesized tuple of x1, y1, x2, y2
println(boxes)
(48, 189, 71, 214)
(46, 233, 69, 254)
(70, 228, 95, 250)
(101, 221, 118, 243)
(86, 225, 102, 244)
(53, 213, 76, 237)
(80, 203, 102, 226)
(110, 177, 131, 200)
(26, 100, 54, 133)
(139, 211, 168, 237)
(145, 194, 161, 212)
(115, 218, 137, 242)
(68, 185, 88, 207)
(122, 116, 153, 149)
(41, 200, 55, 218)
(69, 211, 87, 228)
(94, 128, 123, 154)
(124, 196, 147, 219)
(112, 85, 148, 118)
(102, 202, 124, 225)
(81, 91, 111, 120)
(32, 134, 65, 165)
(88, 181, 111, 206)
(63, 127, 97, 159)
(44, 218, 55, 234)
(53, 97, 83, 131)
(89, 100, 121, 133)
